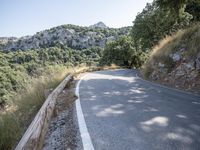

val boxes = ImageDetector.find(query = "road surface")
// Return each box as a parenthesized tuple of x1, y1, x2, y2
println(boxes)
(77, 69, 200, 150)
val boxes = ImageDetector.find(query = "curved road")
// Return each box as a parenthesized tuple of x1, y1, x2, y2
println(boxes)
(77, 69, 200, 150)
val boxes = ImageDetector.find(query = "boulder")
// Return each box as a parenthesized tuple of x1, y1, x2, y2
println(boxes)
(158, 62, 165, 68)
(170, 52, 181, 62)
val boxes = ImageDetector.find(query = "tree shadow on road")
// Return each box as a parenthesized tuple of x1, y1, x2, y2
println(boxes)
(79, 70, 200, 150)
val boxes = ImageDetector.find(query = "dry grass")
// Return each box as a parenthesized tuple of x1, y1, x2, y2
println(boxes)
(88, 64, 121, 72)
(0, 64, 121, 149)
(142, 24, 200, 78)
(0, 65, 73, 150)
(151, 24, 200, 60)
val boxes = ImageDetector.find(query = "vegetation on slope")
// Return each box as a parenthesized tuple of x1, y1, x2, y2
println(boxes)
(142, 24, 200, 79)
(0, 0, 200, 149)
(0, 24, 131, 51)
(100, 0, 200, 70)
(0, 46, 103, 106)
(0, 65, 75, 149)
(131, 0, 200, 52)
(128, 0, 200, 91)
(0, 46, 102, 149)
(152, 24, 200, 61)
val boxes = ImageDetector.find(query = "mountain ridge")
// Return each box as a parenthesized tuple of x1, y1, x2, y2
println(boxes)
(89, 21, 108, 28)
(0, 23, 131, 51)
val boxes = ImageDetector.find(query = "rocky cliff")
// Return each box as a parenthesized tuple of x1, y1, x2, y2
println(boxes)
(0, 23, 131, 51)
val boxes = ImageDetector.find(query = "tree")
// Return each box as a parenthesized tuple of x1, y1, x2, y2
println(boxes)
(156, 0, 200, 23)
(185, 0, 200, 22)
(100, 36, 146, 68)
(156, 0, 187, 13)
(131, 1, 193, 52)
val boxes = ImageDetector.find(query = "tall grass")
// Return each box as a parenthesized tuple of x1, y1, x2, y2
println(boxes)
(0, 64, 121, 149)
(0, 65, 73, 150)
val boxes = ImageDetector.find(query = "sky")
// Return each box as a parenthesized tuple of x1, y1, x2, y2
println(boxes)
(0, 0, 153, 37)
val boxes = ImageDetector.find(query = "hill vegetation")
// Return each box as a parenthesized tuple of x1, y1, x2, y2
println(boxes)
(0, 24, 130, 51)
(131, 0, 200, 52)
(0, 46, 103, 106)
(0, 0, 200, 149)
(0, 23, 130, 108)
(136, 0, 200, 92)
(100, 36, 146, 68)
(142, 24, 200, 92)
(0, 44, 103, 149)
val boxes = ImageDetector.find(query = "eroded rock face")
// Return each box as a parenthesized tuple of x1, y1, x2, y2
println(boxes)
(149, 51, 200, 92)
(195, 53, 200, 70)
(0, 23, 131, 51)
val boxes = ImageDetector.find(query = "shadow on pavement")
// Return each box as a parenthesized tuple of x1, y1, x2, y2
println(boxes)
(79, 69, 200, 150)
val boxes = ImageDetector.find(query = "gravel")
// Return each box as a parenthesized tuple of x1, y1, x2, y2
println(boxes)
(42, 82, 83, 150)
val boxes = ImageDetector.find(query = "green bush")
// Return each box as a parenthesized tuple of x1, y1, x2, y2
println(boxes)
(0, 46, 103, 106)
(100, 36, 147, 68)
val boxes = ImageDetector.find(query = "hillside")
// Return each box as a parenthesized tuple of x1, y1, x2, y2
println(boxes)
(1, 0, 200, 149)
(0, 23, 131, 51)
(142, 24, 200, 93)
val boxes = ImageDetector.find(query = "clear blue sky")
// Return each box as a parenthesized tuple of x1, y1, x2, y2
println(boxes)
(0, 0, 152, 37)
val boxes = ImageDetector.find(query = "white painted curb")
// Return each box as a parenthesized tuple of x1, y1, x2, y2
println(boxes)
(75, 74, 95, 150)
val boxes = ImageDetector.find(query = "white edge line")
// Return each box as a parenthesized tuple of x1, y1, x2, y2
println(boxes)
(75, 74, 95, 150)
(135, 73, 200, 97)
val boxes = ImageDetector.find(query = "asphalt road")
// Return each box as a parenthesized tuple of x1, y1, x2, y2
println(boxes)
(78, 69, 200, 150)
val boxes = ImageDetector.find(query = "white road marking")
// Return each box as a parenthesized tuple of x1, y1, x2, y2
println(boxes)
(135, 73, 200, 97)
(75, 74, 95, 150)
